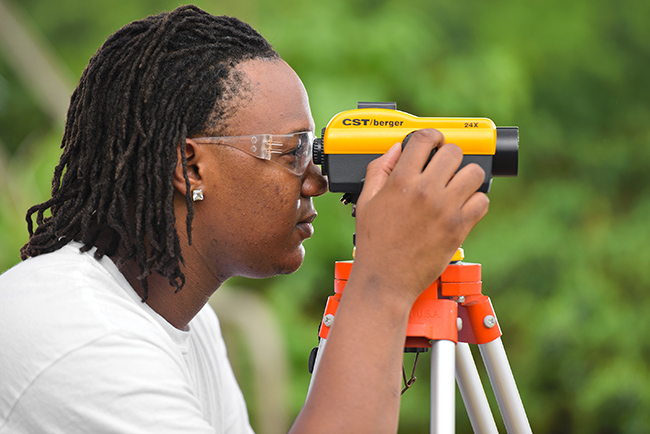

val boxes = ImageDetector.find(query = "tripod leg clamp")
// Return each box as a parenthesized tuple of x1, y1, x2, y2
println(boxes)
(458, 295, 502, 345)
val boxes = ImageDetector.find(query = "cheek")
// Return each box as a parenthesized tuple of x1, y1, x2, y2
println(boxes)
(270, 183, 301, 213)
(249, 184, 300, 237)
(222, 174, 300, 233)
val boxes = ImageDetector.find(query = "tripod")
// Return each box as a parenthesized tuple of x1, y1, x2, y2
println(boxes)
(308, 248, 533, 434)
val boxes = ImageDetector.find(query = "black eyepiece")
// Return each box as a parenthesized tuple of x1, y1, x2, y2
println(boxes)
(312, 137, 324, 165)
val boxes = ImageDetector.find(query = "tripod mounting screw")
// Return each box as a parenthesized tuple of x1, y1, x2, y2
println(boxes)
(483, 315, 497, 329)
(323, 314, 335, 328)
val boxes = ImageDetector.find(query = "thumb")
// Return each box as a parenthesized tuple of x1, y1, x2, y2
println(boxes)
(357, 143, 401, 204)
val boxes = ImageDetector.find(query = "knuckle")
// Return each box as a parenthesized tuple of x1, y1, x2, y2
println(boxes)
(466, 164, 486, 184)
(414, 182, 432, 202)
(419, 186, 446, 212)
(404, 129, 445, 150)
(456, 162, 485, 187)
(390, 171, 411, 190)
(416, 128, 445, 144)
(365, 156, 382, 173)
(439, 143, 463, 160)
(468, 162, 486, 178)
(475, 194, 491, 216)
(443, 214, 466, 241)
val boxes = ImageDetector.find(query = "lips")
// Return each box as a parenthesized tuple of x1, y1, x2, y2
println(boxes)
(296, 212, 317, 238)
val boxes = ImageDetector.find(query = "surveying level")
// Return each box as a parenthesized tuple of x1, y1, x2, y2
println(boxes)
(312, 102, 518, 203)
(308, 104, 531, 433)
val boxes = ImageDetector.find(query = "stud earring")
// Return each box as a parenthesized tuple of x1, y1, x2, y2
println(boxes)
(192, 189, 204, 202)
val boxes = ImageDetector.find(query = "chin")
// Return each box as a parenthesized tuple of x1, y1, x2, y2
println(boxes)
(272, 247, 306, 276)
(274, 257, 305, 276)
(244, 247, 305, 278)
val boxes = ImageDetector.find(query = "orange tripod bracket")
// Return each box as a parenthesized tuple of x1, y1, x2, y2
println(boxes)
(317, 258, 502, 348)
(441, 262, 502, 346)
(316, 261, 350, 341)
(310, 254, 533, 434)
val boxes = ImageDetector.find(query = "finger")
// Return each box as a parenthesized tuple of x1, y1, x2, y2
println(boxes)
(446, 162, 486, 197)
(391, 129, 445, 176)
(421, 143, 464, 187)
(358, 143, 402, 202)
(460, 192, 490, 229)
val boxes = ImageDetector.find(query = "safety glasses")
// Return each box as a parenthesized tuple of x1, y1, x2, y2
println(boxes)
(191, 131, 314, 176)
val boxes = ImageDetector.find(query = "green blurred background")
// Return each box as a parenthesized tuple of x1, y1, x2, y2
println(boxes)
(1, 0, 649, 432)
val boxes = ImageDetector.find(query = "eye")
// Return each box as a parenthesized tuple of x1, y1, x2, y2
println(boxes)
(269, 133, 311, 174)
(280, 139, 303, 160)
(277, 149, 297, 168)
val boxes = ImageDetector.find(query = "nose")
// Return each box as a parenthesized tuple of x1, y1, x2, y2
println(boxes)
(301, 161, 328, 198)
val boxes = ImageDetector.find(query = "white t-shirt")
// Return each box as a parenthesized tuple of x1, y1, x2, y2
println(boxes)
(0, 242, 254, 434)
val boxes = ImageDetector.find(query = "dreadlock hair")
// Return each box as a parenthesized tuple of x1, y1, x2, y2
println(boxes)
(20, 5, 279, 301)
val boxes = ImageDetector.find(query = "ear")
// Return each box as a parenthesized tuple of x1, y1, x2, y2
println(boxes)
(173, 138, 203, 196)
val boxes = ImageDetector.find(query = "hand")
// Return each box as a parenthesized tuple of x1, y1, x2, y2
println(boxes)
(352, 129, 489, 304)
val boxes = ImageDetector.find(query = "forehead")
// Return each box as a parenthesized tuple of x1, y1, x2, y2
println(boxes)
(226, 58, 314, 135)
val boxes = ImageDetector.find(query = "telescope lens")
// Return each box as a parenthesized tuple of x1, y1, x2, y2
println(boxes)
(494, 127, 518, 176)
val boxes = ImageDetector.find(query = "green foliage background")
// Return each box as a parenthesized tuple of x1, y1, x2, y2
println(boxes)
(2, 0, 650, 432)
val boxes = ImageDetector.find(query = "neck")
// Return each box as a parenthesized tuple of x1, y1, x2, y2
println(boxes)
(119, 257, 221, 330)
(94, 230, 223, 330)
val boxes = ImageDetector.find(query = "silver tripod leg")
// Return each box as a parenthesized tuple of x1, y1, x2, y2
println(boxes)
(456, 342, 499, 434)
(479, 338, 532, 434)
(430, 340, 456, 434)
